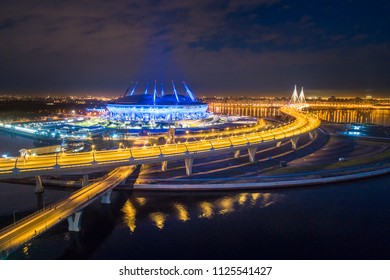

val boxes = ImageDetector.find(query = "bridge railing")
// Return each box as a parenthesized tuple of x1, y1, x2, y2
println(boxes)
(1, 107, 321, 175)
(0, 207, 49, 236)
(0, 167, 131, 256)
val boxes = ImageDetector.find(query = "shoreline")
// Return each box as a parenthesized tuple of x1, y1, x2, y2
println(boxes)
(133, 165, 390, 191)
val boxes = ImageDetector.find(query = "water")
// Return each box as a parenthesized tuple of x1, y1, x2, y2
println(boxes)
(0, 132, 36, 157)
(309, 108, 390, 125)
(208, 105, 282, 119)
(208, 104, 390, 126)
(1, 109, 390, 259)
(3, 175, 390, 259)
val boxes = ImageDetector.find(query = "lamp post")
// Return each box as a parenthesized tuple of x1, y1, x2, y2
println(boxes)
(91, 144, 96, 164)
(13, 210, 17, 223)
(59, 147, 65, 163)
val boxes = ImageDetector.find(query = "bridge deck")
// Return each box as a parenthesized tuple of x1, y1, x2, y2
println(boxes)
(0, 107, 321, 179)
(0, 166, 135, 258)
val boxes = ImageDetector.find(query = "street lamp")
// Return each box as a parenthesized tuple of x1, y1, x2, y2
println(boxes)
(91, 144, 96, 164)
(13, 210, 17, 223)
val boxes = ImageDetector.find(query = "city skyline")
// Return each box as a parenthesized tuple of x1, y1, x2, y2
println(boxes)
(0, 0, 389, 96)
(2, 1, 390, 274)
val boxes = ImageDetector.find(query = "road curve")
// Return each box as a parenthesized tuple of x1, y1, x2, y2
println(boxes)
(0, 107, 321, 179)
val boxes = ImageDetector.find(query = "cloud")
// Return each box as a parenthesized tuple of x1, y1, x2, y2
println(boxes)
(0, 0, 388, 95)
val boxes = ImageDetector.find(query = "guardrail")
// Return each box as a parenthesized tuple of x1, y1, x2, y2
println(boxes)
(0, 167, 133, 258)
(0, 107, 321, 178)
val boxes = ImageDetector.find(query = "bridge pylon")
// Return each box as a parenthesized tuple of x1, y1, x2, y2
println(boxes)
(299, 87, 306, 103)
(291, 85, 299, 103)
(82, 174, 89, 187)
(290, 136, 300, 150)
(35, 176, 44, 193)
(290, 85, 308, 109)
(101, 190, 112, 204)
(248, 147, 257, 163)
(67, 211, 83, 232)
(184, 157, 194, 176)
(161, 161, 168, 171)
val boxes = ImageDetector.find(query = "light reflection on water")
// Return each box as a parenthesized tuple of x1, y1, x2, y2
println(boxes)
(198, 201, 213, 219)
(1, 105, 389, 259)
(121, 192, 282, 233)
(208, 104, 390, 126)
(7, 174, 390, 260)
(135, 197, 146, 206)
(22, 242, 31, 257)
(309, 109, 390, 125)
(208, 105, 281, 119)
(217, 197, 235, 215)
(149, 212, 168, 230)
(121, 200, 137, 233)
(174, 203, 190, 222)
(238, 193, 248, 205)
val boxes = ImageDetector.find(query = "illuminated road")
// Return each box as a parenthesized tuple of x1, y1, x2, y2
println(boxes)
(0, 107, 320, 178)
(180, 118, 266, 140)
(0, 166, 134, 257)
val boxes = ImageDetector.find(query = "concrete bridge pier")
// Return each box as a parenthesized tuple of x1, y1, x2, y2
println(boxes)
(308, 130, 317, 140)
(82, 174, 89, 187)
(1, 249, 8, 260)
(161, 161, 168, 172)
(291, 136, 300, 150)
(234, 150, 240, 158)
(185, 157, 194, 176)
(67, 211, 83, 232)
(36, 192, 45, 209)
(34, 176, 44, 193)
(101, 190, 113, 204)
(140, 164, 147, 172)
(248, 147, 257, 163)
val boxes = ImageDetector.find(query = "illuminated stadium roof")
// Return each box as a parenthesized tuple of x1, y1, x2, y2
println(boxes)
(112, 91, 204, 106)
(106, 81, 208, 121)
(111, 81, 201, 105)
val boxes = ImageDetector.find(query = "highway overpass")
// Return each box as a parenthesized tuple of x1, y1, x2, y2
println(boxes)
(0, 166, 135, 259)
(0, 107, 321, 181)
(0, 106, 321, 258)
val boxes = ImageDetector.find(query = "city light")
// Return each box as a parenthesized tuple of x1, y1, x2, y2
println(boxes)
(0, 0, 389, 269)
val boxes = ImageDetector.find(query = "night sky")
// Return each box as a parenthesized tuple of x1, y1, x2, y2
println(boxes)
(0, 0, 389, 97)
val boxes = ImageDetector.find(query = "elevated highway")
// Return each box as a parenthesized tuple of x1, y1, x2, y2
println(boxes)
(0, 106, 320, 258)
(0, 166, 135, 258)
(0, 107, 321, 179)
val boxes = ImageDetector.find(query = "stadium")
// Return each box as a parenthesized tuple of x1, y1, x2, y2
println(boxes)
(106, 81, 209, 122)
